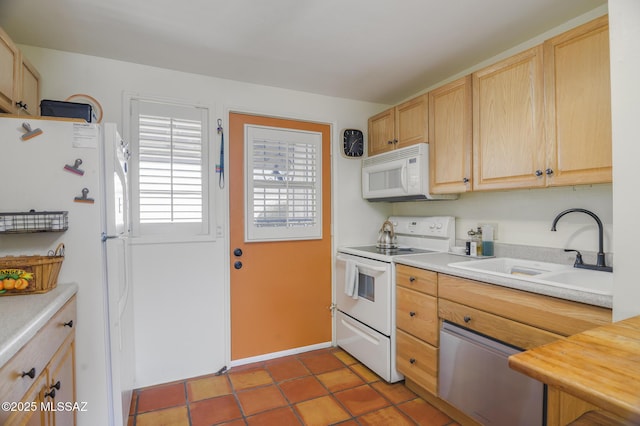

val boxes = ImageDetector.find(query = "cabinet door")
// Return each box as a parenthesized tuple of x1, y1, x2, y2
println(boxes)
(473, 46, 546, 190)
(429, 76, 472, 193)
(396, 329, 438, 396)
(367, 107, 395, 156)
(48, 339, 76, 426)
(546, 386, 600, 426)
(395, 94, 428, 148)
(3, 373, 47, 426)
(0, 27, 19, 113)
(397, 287, 439, 345)
(544, 16, 611, 186)
(18, 54, 41, 116)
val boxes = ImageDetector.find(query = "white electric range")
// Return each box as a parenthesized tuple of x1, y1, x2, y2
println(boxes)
(335, 216, 455, 382)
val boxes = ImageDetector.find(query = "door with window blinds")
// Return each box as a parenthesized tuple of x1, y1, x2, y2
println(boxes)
(245, 125, 322, 242)
(229, 113, 332, 361)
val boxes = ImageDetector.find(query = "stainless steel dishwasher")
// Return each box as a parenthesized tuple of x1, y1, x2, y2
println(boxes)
(439, 321, 544, 425)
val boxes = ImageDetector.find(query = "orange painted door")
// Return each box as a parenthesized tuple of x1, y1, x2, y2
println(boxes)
(229, 113, 332, 360)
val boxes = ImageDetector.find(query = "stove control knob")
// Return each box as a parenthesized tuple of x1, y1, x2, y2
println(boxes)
(436, 223, 443, 229)
(428, 223, 435, 229)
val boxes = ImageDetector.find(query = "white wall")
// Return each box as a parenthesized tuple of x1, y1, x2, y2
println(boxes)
(394, 185, 612, 253)
(19, 46, 387, 402)
(609, 0, 640, 321)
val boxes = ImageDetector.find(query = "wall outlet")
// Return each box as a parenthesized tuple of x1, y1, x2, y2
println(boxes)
(479, 222, 499, 241)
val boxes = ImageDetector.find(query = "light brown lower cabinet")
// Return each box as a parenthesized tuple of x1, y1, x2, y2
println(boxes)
(0, 297, 77, 426)
(396, 266, 612, 426)
(396, 329, 438, 395)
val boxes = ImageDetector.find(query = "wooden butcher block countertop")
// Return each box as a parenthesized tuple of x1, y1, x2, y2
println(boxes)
(509, 315, 640, 423)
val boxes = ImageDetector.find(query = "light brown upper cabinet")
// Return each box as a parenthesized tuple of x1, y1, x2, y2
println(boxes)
(0, 26, 41, 115)
(18, 54, 41, 116)
(0, 27, 20, 113)
(473, 45, 546, 191)
(544, 15, 611, 186)
(368, 94, 428, 156)
(428, 76, 473, 194)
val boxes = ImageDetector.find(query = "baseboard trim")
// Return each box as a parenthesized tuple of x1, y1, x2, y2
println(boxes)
(229, 341, 333, 367)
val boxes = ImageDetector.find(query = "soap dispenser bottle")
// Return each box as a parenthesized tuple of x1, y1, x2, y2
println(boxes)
(482, 224, 494, 256)
(467, 229, 476, 256)
(475, 227, 483, 257)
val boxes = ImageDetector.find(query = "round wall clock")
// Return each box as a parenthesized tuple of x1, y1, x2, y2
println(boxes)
(343, 129, 364, 158)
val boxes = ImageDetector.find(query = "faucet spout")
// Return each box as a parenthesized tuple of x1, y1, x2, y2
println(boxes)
(550, 208, 611, 272)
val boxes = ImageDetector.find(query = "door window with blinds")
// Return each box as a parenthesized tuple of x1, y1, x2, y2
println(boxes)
(130, 99, 210, 237)
(245, 125, 322, 242)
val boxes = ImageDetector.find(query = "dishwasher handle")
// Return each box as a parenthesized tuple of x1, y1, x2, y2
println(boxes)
(441, 321, 522, 358)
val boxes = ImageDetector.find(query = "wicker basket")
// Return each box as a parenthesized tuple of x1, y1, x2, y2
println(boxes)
(0, 244, 65, 296)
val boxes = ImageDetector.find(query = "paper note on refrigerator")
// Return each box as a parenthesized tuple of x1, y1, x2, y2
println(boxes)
(73, 123, 99, 148)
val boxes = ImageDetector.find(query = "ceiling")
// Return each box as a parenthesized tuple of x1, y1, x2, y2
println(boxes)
(0, 0, 606, 105)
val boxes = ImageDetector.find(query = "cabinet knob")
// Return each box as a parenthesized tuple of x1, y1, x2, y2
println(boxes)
(233, 248, 243, 257)
(45, 388, 56, 399)
(234, 261, 243, 270)
(409, 276, 416, 282)
(464, 316, 471, 323)
(545, 168, 554, 176)
(535, 170, 543, 177)
(15, 101, 27, 110)
(393, 139, 398, 145)
(64, 320, 74, 328)
(21, 368, 36, 379)
(387, 140, 394, 145)
(409, 358, 416, 364)
(409, 311, 416, 317)
(50, 381, 61, 390)
(462, 177, 469, 184)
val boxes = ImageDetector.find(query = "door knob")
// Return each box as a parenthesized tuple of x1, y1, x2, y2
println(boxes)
(233, 248, 243, 257)
(234, 261, 243, 270)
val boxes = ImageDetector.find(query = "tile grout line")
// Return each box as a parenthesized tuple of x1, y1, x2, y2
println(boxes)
(130, 347, 455, 425)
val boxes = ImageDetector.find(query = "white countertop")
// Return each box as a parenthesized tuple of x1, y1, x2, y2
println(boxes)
(394, 252, 612, 309)
(0, 283, 78, 367)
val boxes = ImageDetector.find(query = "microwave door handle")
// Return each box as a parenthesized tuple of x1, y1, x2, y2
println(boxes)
(401, 164, 408, 192)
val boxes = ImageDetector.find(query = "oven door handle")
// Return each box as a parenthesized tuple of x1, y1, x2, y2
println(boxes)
(340, 317, 380, 345)
(336, 255, 388, 274)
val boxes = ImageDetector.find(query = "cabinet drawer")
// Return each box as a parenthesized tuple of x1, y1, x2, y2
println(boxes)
(396, 264, 437, 295)
(439, 274, 611, 336)
(439, 299, 564, 350)
(396, 329, 438, 395)
(397, 287, 439, 345)
(0, 296, 76, 405)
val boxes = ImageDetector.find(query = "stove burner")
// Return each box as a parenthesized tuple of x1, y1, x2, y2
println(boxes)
(342, 245, 438, 257)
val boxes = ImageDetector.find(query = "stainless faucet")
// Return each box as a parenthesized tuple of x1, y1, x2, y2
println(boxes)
(550, 208, 612, 272)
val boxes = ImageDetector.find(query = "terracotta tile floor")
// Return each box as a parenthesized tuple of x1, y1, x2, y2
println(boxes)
(128, 347, 460, 426)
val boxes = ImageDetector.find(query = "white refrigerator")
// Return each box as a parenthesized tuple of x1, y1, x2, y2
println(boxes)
(0, 116, 135, 426)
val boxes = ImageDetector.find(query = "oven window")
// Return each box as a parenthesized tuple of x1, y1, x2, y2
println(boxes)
(357, 273, 375, 302)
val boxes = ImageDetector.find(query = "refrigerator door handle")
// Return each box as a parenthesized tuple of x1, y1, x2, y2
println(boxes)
(101, 232, 123, 242)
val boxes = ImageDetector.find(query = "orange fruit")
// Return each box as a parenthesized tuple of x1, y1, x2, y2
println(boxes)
(3, 278, 16, 290)
(15, 278, 29, 290)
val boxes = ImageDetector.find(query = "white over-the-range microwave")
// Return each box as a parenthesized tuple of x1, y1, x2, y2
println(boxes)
(361, 143, 457, 202)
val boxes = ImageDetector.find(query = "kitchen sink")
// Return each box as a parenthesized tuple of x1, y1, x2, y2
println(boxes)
(448, 257, 613, 295)
(448, 258, 571, 277)
(534, 268, 613, 295)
